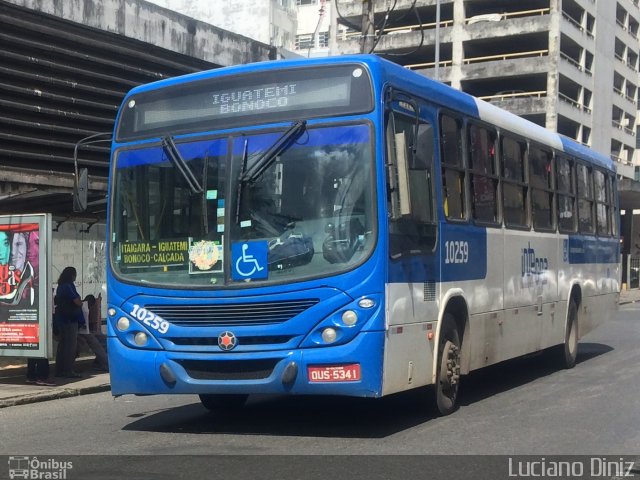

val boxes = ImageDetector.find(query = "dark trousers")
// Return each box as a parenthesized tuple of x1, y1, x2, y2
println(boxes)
(27, 358, 50, 380)
(55, 322, 78, 375)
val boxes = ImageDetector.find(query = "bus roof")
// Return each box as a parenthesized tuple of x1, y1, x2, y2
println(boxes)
(124, 54, 615, 172)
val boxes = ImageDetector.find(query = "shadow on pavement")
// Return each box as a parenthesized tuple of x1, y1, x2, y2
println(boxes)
(123, 342, 613, 439)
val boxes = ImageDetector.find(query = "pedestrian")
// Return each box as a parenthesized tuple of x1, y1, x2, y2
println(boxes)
(54, 266, 84, 378)
(77, 294, 108, 371)
(26, 358, 55, 386)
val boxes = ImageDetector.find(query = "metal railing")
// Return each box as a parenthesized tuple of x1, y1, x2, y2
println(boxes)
(405, 59, 453, 70)
(463, 49, 548, 65)
(558, 93, 592, 114)
(612, 120, 636, 136)
(560, 52, 592, 75)
(465, 8, 550, 24)
(614, 87, 637, 104)
(562, 11, 594, 38)
(343, 19, 454, 39)
(478, 90, 547, 101)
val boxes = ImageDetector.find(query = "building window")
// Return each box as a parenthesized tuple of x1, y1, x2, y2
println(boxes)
(318, 31, 329, 48)
(295, 34, 314, 50)
(296, 0, 317, 4)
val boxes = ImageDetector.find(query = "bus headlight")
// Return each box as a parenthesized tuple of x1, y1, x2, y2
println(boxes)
(341, 310, 358, 326)
(117, 317, 130, 331)
(134, 332, 148, 346)
(321, 328, 337, 344)
(358, 298, 376, 309)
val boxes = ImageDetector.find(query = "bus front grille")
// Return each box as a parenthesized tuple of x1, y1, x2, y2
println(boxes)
(176, 359, 279, 380)
(146, 299, 319, 326)
(167, 335, 293, 346)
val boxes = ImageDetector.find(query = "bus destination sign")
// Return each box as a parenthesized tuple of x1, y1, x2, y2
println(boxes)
(120, 240, 189, 268)
(117, 64, 373, 140)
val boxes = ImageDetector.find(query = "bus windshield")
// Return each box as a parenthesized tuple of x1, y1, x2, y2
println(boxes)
(111, 123, 375, 288)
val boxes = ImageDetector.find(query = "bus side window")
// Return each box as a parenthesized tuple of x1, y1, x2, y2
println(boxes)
(501, 136, 528, 228)
(386, 109, 437, 256)
(468, 123, 498, 224)
(594, 169, 609, 236)
(529, 146, 554, 231)
(577, 163, 595, 234)
(440, 115, 465, 220)
(610, 175, 619, 237)
(557, 156, 577, 233)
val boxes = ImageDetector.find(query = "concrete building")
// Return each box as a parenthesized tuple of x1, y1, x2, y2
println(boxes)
(334, 0, 640, 177)
(0, 0, 274, 302)
(294, 0, 335, 57)
(145, 0, 299, 54)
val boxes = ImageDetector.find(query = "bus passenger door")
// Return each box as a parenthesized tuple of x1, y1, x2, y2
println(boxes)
(383, 93, 439, 395)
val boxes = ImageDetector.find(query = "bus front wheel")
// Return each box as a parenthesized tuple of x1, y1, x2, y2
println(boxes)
(199, 394, 248, 412)
(434, 315, 461, 416)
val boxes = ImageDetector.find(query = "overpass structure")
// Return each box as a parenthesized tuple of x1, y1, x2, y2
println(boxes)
(0, 0, 275, 220)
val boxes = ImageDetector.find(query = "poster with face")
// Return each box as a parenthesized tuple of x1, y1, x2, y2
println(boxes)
(0, 215, 51, 358)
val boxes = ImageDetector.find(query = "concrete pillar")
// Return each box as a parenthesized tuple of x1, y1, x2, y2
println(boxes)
(545, 0, 561, 132)
(450, 0, 465, 89)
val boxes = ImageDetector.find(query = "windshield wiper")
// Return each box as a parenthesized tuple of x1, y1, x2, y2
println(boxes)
(162, 136, 203, 194)
(240, 120, 306, 185)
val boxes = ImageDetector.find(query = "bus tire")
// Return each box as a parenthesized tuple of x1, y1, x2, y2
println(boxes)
(434, 314, 461, 416)
(557, 300, 579, 369)
(199, 394, 248, 412)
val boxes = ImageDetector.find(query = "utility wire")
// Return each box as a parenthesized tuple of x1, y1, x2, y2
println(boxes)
(368, 1, 396, 53)
(334, 0, 361, 32)
(378, 0, 424, 57)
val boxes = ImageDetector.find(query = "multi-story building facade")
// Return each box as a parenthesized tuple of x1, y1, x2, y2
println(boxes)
(334, 0, 640, 178)
(145, 0, 298, 53)
(294, 0, 336, 57)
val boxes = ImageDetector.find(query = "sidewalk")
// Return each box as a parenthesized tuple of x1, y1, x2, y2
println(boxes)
(619, 287, 640, 304)
(0, 358, 110, 408)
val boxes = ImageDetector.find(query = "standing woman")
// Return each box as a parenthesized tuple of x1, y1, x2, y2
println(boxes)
(54, 266, 84, 378)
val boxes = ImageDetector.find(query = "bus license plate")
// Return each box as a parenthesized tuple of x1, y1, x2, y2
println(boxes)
(308, 364, 361, 382)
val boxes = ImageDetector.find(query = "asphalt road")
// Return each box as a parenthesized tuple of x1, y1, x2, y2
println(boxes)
(1, 304, 639, 465)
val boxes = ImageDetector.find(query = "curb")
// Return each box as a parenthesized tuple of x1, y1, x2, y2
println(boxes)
(0, 383, 111, 409)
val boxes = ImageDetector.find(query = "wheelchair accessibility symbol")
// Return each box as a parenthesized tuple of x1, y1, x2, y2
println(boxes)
(232, 241, 268, 280)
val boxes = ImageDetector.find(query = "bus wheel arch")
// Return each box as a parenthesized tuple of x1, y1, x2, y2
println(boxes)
(433, 295, 468, 416)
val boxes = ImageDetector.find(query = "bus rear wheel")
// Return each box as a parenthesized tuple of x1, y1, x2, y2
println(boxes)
(557, 300, 579, 369)
(199, 394, 248, 412)
(434, 316, 461, 416)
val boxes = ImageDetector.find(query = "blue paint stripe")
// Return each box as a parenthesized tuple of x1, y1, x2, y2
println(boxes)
(565, 236, 620, 264)
(559, 137, 615, 171)
(116, 139, 227, 169)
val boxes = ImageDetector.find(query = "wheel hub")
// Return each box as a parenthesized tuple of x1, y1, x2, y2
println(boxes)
(442, 341, 461, 387)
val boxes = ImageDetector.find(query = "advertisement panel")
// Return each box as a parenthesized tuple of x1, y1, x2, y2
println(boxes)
(0, 214, 52, 358)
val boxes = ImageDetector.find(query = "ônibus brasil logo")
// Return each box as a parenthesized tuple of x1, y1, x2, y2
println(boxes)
(8, 456, 73, 479)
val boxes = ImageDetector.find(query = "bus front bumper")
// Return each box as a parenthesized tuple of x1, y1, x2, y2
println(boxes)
(108, 330, 384, 398)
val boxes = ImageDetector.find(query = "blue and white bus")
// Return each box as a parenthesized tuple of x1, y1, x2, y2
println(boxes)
(106, 55, 619, 415)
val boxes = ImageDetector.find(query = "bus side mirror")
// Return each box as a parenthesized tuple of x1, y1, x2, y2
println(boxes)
(73, 168, 88, 212)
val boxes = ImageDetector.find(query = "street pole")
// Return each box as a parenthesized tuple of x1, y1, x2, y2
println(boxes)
(360, 0, 375, 54)
(435, 0, 441, 81)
